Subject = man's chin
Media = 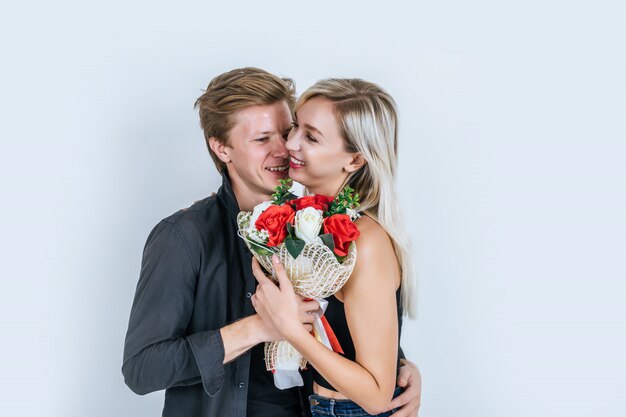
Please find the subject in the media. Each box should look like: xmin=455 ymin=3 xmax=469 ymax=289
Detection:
xmin=265 ymin=170 xmax=289 ymax=184
xmin=265 ymin=171 xmax=289 ymax=194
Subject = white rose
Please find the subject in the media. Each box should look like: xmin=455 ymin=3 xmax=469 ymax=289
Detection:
xmin=249 ymin=200 xmax=272 ymax=232
xmin=295 ymin=207 xmax=324 ymax=244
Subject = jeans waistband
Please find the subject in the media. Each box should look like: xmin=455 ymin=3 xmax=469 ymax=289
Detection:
xmin=308 ymin=386 xmax=403 ymax=417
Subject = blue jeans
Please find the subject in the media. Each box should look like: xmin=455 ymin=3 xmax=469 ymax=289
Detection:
xmin=309 ymin=387 xmax=403 ymax=417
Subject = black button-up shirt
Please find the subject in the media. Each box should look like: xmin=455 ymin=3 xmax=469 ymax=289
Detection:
xmin=122 ymin=172 xmax=305 ymax=417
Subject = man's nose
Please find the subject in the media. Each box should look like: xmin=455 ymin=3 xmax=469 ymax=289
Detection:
xmin=272 ymin=137 xmax=288 ymax=158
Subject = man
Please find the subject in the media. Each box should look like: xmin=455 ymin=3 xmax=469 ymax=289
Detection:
xmin=122 ymin=67 xmax=421 ymax=417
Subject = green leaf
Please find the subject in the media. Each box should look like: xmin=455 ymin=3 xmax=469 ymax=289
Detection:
xmin=286 ymin=222 xmax=295 ymax=237
xmin=253 ymin=247 xmax=275 ymax=257
xmin=271 ymin=179 xmax=294 ymax=205
xmin=284 ymin=236 xmax=305 ymax=259
xmin=319 ymin=234 xmax=335 ymax=252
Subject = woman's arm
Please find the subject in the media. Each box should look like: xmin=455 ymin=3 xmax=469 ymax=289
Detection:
xmin=251 ymin=217 xmax=401 ymax=415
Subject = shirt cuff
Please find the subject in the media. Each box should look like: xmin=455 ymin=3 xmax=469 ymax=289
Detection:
xmin=186 ymin=329 xmax=225 ymax=396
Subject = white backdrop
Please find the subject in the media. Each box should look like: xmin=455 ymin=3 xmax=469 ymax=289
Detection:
xmin=1 ymin=1 xmax=625 ymax=416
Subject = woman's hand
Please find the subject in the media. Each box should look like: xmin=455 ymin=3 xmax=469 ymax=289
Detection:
xmin=250 ymin=255 xmax=314 ymax=340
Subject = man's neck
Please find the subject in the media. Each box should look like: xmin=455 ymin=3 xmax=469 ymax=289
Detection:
xmin=221 ymin=169 xmax=270 ymax=211
xmin=231 ymin=184 xmax=271 ymax=212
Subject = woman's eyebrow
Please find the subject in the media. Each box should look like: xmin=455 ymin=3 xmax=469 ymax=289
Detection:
xmin=303 ymin=123 xmax=324 ymax=138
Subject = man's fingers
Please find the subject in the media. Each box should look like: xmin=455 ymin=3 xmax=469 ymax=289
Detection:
xmin=303 ymin=299 xmax=320 ymax=312
xmin=389 ymin=402 xmax=418 ymax=417
xmin=396 ymin=365 xmax=412 ymax=387
xmin=388 ymin=388 xmax=413 ymax=410
xmin=297 ymin=297 xmax=320 ymax=314
xmin=388 ymin=389 xmax=408 ymax=409
xmin=300 ymin=313 xmax=316 ymax=324
xmin=389 ymin=361 xmax=421 ymax=416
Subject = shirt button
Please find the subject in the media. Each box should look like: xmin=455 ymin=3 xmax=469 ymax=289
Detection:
xmin=238 ymin=381 xmax=245 ymax=388
xmin=246 ymin=292 xmax=252 ymax=299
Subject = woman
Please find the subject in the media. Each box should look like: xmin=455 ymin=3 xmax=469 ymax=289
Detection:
xmin=251 ymin=78 xmax=415 ymax=417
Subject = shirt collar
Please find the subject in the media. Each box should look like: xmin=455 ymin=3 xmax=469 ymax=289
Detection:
xmin=216 ymin=170 xmax=241 ymax=220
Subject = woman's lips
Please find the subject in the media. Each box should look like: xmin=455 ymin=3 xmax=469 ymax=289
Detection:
xmin=289 ymin=156 xmax=305 ymax=169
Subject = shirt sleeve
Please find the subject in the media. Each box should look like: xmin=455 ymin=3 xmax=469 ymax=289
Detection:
xmin=122 ymin=219 xmax=225 ymax=396
xmin=398 ymin=346 xmax=406 ymax=360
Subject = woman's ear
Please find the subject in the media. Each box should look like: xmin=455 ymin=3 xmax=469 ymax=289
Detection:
xmin=208 ymin=137 xmax=231 ymax=164
xmin=344 ymin=153 xmax=367 ymax=173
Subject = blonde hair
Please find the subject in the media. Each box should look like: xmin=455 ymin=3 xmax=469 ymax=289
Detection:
xmin=195 ymin=67 xmax=296 ymax=172
xmin=296 ymin=79 xmax=416 ymax=318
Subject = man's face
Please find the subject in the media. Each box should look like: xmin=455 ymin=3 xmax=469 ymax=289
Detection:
xmin=221 ymin=101 xmax=292 ymax=208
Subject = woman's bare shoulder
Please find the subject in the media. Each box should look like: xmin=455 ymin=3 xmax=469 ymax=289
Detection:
xmin=353 ymin=215 xmax=397 ymax=271
xmin=345 ymin=215 xmax=401 ymax=293
xmin=354 ymin=215 xmax=393 ymax=250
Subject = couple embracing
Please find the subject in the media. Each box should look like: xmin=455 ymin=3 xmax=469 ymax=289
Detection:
xmin=123 ymin=67 xmax=421 ymax=417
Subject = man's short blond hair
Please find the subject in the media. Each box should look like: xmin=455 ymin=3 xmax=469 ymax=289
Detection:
xmin=194 ymin=67 xmax=296 ymax=172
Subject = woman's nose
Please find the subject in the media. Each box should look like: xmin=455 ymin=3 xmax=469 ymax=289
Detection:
xmin=285 ymin=130 xmax=300 ymax=151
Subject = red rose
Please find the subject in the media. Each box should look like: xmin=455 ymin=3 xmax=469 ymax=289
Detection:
xmin=255 ymin=204 xmax=295 ymax=246
xmin=293 ymin=195 xmax=334 ymax=211
xmin=323 ymin=214 xmax=360 ymax=257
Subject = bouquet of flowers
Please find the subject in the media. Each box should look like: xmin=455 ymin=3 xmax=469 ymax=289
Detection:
xmin=237 ymin=179 xmax=361 ymax=389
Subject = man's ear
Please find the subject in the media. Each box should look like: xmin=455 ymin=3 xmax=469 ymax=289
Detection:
xmin=208 ymin=137 xmax=231 ymax=164
xmin=344 ymin=153 xmax=366 ymax=173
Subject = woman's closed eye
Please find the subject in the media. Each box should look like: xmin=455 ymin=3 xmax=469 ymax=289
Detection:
xmin=292 ymin=121 xmax=317 ymax=143
xmin=305 ymin=133 xmax=318 ymax=143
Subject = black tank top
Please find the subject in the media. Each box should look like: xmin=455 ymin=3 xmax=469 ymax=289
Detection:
xmin=311 ymin=287 xmax=403 ymax=391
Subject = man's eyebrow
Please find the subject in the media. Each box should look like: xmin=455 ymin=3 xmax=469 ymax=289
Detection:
xmin=255 ymin=127 xmax=293 ymax=136
xmin=249 ymin=130 xmax=279 ymax=136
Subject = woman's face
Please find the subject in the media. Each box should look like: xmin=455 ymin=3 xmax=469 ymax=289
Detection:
xmin=286 ymin=96 xmax=360 ymax=196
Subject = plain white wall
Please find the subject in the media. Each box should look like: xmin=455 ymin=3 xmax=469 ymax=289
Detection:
xmin=1 ymin=1 xmax=625 ymax=416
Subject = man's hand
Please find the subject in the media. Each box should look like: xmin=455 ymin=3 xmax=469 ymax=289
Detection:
xmin=389 ymin=359 xmax=422 ymax=416
xmin=296 ymin=295 xmax=319 ymax=333
xmin=252 ymin=313 xmax=283 ymax=343
xmin=221 ymin=291 xmax=317 ymax=364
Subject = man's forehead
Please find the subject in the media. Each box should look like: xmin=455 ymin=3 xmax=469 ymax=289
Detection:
xmin=232 ymin=103 xmax=292 ymax=134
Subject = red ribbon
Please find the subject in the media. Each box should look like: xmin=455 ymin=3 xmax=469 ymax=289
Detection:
xmin=320 ymin=315 xmax=344 ymax=355
xmin=303 ymin=297 xmax=344 ymax=355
